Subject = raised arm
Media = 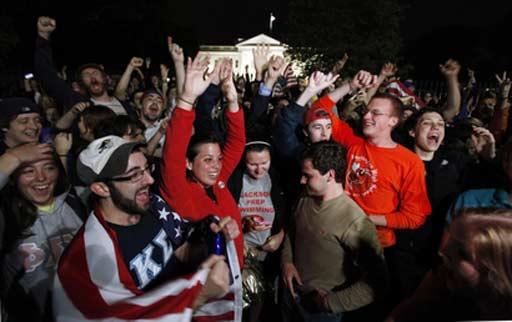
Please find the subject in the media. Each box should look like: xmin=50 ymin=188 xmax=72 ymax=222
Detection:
xmin=439 ymin=59 xmax=461 ymax=123
xmin=490 ymin=72 xmax=511 ymax=143
xmin=247 ymin=55 xmax=286 ymax=126
xmin=296 ymin=71 xmax=340 ymax=106
xmin=326 ymin=71 xmax=379 ymax=147
xmin=367 ymin=62 xmax=397 ymax=101
xmin=328 ymin=70 xmax=378 ymax=104
xmin=168 ymin=36 xmax=185 ymax=97
xmin=34 ymin=16 xmax=86 ymax=111
xmin=331 ymin=53 xmax=349 ymax=76
xmin=252 ymin=44 xmax=269 ymax=82
xmin=193 ymin=59 xmax=223 ymax=138
xmin=114 ymin=57 xmax=144 ymax=100
xmin=218 ymin=59 xmax=245 ymax=180
xmin=273 ymin=71 xmax=339 ymax=158
xmin=0 ymin=143 xmax=53 ymax=190
xmin=160 ymin=54 xmax=214 ymax=211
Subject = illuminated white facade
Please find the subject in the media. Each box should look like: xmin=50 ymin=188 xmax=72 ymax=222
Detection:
xmin=200 ymin=34 xmax=288 ymax=78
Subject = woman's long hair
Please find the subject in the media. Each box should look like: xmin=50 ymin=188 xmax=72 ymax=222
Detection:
xmin=453 ymin=209 xmax=512 ymax=318
xmin=0 ymin=152 xmax=69 ymax=252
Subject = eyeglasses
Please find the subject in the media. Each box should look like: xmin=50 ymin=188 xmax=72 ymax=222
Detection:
xmin=107 ymin=163 xmax=154 ymax=183
xmin=361 ymin=108 xmax=391 ymax=118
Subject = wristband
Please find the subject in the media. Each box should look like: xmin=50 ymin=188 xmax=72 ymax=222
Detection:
xmin=178 ymin=97 xmax=195 ymax=106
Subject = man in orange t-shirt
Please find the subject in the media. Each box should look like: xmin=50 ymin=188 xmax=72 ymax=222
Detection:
xmin=301 ymin=71 xmax=431 ymax=248
xmin=300 ymin=71 xmax=431 ymax=306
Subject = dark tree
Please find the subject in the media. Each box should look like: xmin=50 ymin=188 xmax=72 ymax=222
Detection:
xmin=284 ymin=0 xmax=403 ymax=76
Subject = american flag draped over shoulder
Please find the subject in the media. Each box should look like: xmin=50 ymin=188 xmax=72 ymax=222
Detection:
xmin=53 ymin=194 xmax=242 ymax=322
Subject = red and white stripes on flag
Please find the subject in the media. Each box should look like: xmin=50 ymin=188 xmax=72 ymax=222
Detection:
xmin=53 ymin=209 xmax=242 ymax=322
xmin=385 ymin=80 xmax=426 ymax=109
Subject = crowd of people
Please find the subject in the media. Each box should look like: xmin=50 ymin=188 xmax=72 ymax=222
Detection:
xmin=0 ymin=15 xmax=511 ymax=322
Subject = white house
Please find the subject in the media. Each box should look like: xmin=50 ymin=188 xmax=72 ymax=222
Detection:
xmin=200 ymin=34 xmax=288 ymax=78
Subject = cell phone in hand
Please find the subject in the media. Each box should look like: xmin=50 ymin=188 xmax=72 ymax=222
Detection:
xmin=251 ymin=215 xmax=271 ymax=226
xmin=25 ymin=73 xmax=34 ymax=80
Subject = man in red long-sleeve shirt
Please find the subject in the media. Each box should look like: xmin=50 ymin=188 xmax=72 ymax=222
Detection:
xmin=296 ymin=71 xmax=431 ymax=306
xmin=302 ymin=71 xmax=431 ymax=248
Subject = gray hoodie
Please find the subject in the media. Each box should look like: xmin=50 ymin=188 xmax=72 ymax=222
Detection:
xmin=1 ymin=191 xmax=83 ymax=317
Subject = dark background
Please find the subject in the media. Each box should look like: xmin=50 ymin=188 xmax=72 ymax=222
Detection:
xmin=1 ymin=0 xmax=511 ymax=92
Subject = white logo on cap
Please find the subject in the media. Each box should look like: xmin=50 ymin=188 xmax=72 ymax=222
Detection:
xmin=21 ymin=107 xmax=31 ymax=112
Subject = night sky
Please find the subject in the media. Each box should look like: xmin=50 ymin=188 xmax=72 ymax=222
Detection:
xmin=1 ymin=0 xmax=512 ymax=85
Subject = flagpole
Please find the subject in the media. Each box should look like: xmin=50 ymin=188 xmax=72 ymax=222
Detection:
xmin=269 ymin=13 xmax=276 ymax=33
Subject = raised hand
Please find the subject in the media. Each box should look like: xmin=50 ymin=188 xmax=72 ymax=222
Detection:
xmin=180 ymin=53 xmax=213 ymax=105
xmin=332 ymin=53 xmax=349 ymax=75
xmin=439 ymin=59 xmax=461 ymax=78
xmin=468 ymin=68 xmax=475 ymax=80
xmin=160 ymin=64 xmax=169 ymax=81
xmin=380 ymin=62 xmax=397 ymax=78
xmin=167 ymin=36 xmax=185 ymax=64
xmin=283 ymin=64 xmax=298 ymax=88
xmin=219 ymin=59 xmax=238 ymax=106
xmin=264 ymin=55 xmax=286 ymax=87
xmin=495 ymin=71 xmax=511 ymax=98
xmin=129 ymin=57 xmax=144 ymax=69
xmin=350 ymin=70 xmax=379 ymax=90
xmin=54 ymin=132 xmax=73 ymax=156
xmin=253 ymin=44 xmax=270 ymax=80
xmin=471 ymin=127 xmax=496 ymax=160
xmin=306 ymin=71 xmax=340 ymax=94
xmin=208 ymin=59 xmax=223 ymax=86
xmin=37 ymin=16 xmax=56 ymax=40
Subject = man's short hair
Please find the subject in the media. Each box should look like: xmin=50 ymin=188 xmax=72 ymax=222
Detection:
xmin=141 ymin=89 xmax=163 ymax=102
xmin=371 ymin=93 xmax=403 ymax=118
xmin=301 ymin=141 xmax=347 ymax=183
xmin=404 ymin=107 xmax=444 ymax=133
xmin=76 ymin=63 xmax=106 ymax=81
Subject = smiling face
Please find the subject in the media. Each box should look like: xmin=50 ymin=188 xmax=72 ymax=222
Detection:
xmin=187 ymin=143 xmax=223 ymax=188
xmin=245 ymin=150 xmax=271 ymax=180
xmin=17 ymin=159 xmax=59 ymax=207
xmin=4 ymin=113 xmax=42 ymax=147
xmin=411 ymin=112 xmax=445 ymax=154
xmin=362 ymin=98 xmax=399 ymax=139
xmin=108 ymin=152 xmax=155 ymax=215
